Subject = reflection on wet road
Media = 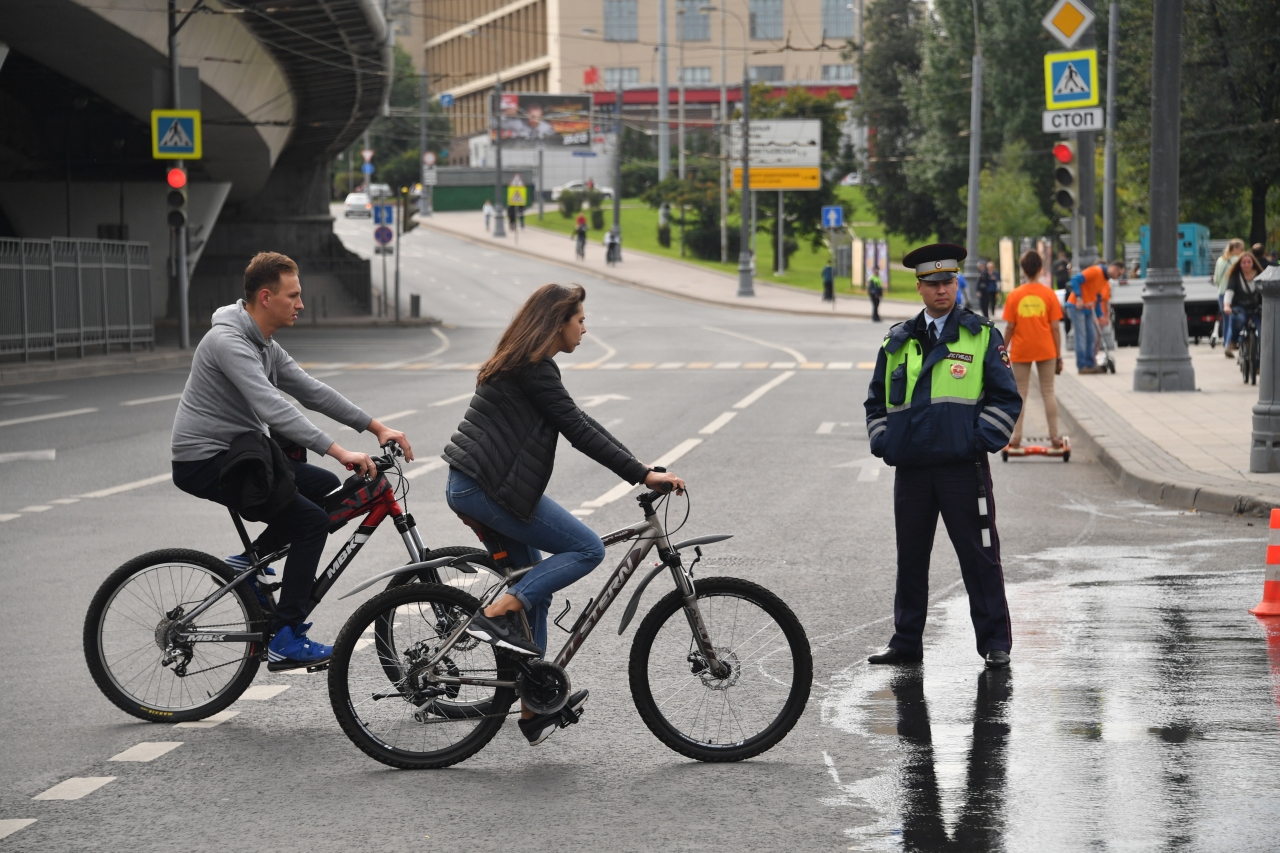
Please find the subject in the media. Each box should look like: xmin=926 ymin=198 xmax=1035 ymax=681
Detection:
xmin=824 ymin=536 xmax=1280 ymax=851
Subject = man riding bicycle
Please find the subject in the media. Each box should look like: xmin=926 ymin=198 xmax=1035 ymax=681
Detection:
xmin=170 ymin=252 xmax=414 ymax=670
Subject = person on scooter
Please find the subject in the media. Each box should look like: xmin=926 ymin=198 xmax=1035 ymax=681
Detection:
xmin=442 ymin=283 xmax=684 ymax=744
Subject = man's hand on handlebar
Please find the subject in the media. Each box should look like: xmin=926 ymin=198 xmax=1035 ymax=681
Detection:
xmin=645 ymin=469 xmax=686 ymax=495
xmin=367 ymin=418 xmax=415 ymax=461
xmin=327 ymin=444 xmax=377 ymax=479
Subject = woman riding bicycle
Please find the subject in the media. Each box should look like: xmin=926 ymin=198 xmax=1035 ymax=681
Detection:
xmin=1223 ymin=249 xmax=1264 ymax=359
xmin=442 ymin=283 xmax=684 ymax=744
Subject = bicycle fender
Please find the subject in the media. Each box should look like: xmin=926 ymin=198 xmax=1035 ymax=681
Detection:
xmin=618 ymin=564 xmax=668 ymax=635
xmin=337 ymin=555 xmax=459 ymax=600
xmin=670 ymin=533 xmax=733 ymax=551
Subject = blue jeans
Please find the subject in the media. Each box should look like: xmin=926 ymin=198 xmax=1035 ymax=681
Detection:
xmin=1066 ymin=302 xmax=1096 ymax=369
xmin=445 ymin=469 xmax=605 ymax=652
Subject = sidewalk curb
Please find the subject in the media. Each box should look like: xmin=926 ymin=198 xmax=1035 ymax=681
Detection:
xmin=1055 ymin=374 xmax=1277 ymax=517
xmin=0 ymin=349 xmax=194 ymax=387
xmin=418 ymin=220 xmax=914 ymax=321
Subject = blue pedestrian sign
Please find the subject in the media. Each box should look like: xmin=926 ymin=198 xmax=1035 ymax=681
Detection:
xmin=374 ymin=226 xmax=393 ymax=246
xmin=150 ymin=109 xmax=202 ymax=160
xmin=439 ymin=93 xmax=454 ymax=108
xmin=361 ymin=162 xmax=375 ymax=176
xmin=821 ymin=206 xmax=844 ymax=229
xmin=1044 ymin=49 xmax=1099 ymax=110
xmin=374 ymin=205 xmax=394 ymax=225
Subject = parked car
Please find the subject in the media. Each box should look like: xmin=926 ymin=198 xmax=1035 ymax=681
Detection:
xmin=367 ymin=183 xmax=393 ymax=199
xmin=1055 ymin=275 xmax=1219 ymax=347
xmin=551 ymin=180 xmax=614 ymax=201
xmin=839 ymin=172 xmax=861 ymax=186
xmin=343 ymin=192 xmax=372 ymax=218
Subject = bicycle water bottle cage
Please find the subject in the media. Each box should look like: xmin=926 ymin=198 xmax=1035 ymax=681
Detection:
xmin=324 ymin=473 xmax=391 ymax=533
xmin=453 ymin=512 xmax=516 ymax=572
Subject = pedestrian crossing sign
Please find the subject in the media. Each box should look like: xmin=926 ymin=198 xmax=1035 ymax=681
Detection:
xmin=1044 ymin=50 xmax=1099 ymax=110
xmin=151 ymin=109 xmax=202 ymax=159
xmin=506 ymin=185 xmax=528 ymax=207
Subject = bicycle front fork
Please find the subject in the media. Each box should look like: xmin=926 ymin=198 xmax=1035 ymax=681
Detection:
xmin=671 ymin=560 xmax=732 ymax=678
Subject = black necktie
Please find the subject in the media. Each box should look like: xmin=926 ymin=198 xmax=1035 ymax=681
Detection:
xmin=929 ymin=324 xmax=938 ymax=346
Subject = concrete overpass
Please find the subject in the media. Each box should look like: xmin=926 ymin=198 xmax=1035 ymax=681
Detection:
xmin=0 ymin=0 xmax=390 ymax=323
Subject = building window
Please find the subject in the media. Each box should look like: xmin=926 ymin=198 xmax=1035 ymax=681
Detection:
xmin=822 ymin=0 xmax=857 ymax=39
xmin=749 ymin=65 xmax=784 ymax=82
xmin=821 ymin=64 xmax=856 ymax=81
xmin=604 ymin=0 xmax=638 ymax=42
xmin=678 ymin=0 xmax=711 ymax=41
xmin=604 ymin=67 xmax=640 ymax=89
xmin=680 ymin=66 xmax=712 ymax=84
xmin=749 ymin=0 xmax=784 ymax=40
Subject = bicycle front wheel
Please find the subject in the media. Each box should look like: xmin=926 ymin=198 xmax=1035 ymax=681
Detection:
xmin=83 ymin=549 xmax=263 ymax=723
xmin=629 ymin=577 xmax=812 ymax=762
xmin=328 ymin=583 xmax=517 ymax=769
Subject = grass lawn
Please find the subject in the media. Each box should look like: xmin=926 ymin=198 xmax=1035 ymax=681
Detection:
xmin=526 ymin=186 xmax=934 ymax=302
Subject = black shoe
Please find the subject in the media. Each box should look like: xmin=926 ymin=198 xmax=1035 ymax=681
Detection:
xmin=465 ymin=611 xmax=543 ymax=657
xmin=867 ymin=645 xmax=923 ymax=665
xmin=984 ymin=650 xmax=1011 ymax=669
xmin=518 ymin=690 xmax=589 ymax=746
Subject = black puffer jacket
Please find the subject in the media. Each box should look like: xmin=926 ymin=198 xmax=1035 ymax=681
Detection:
xmin=443 ymin=358 xmax=650 ymax=521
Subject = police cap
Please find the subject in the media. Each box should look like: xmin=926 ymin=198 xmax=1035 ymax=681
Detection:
xmin=902 ymin=242 xmax=967 ymax=282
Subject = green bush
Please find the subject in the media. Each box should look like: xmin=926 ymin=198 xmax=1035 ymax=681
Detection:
xmin=590 ymin=208 xmax=605 ymax=230
xmin=558 ymin=190 xmax=584 ymax=219
xmin=621 ymin=163 xmax=659 ymax=197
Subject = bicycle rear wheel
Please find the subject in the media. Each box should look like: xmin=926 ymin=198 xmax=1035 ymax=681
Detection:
xmin=328 ymin=583 xmax=517 ymax=769
xmin=629 ymin=577 xmax=812 ymax=762
xmin=84 ymin=549 xmax=263 ymax=723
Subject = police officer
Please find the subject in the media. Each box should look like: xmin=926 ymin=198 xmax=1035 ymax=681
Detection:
xmin=864 ymin=243 xmax=1022 ymax=669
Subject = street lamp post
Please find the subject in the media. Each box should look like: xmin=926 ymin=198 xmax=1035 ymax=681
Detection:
xmin=719 ymin=4 xmax=728 ymax=264
xmin=658 ymin=0 xmax=670 ymax=181
xmin=466 ymin=26 xmax=506 ymax=237
xmin=961 ymin=0 xmax=983 ymax=300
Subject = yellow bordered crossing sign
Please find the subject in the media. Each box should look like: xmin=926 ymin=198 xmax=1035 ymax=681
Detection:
xmin=1043 ymin=50 xmax=1099 ymax=110
xmin=151 ymin=109 xmax=202 ymax=159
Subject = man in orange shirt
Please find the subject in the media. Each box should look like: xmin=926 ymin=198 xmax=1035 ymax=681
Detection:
xmin=1066 ymin=261 xmax=1124 ymax=374
xmin=1002 ymin=251 xmax=1064 ymax=448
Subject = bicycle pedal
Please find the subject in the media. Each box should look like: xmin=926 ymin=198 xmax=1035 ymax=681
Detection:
xmin=558 ymin=705 xmax=583 ymax=727
xmin=266 ymin=659 xmax=329 ymax=673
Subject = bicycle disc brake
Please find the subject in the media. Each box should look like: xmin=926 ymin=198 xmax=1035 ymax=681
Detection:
xmin=515 ymin=659 xmax=570 ymax=715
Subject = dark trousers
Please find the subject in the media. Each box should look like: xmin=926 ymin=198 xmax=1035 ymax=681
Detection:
xmin=890 ymin=460 xmax=1012 ymax=656
xmin=869 ymin=293 xmax=881 ymax=322
xmin=172 ymin=453 xmax=339 ymax=631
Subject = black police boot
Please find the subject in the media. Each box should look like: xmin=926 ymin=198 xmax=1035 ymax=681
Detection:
xmin=867 ymin=645 xmax=924 ymax=665
xmin=984 ymin=650 xmax=1011 ymax=669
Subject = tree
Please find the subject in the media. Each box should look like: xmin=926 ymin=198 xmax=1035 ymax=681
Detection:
xmin=959 ymin=140 xmax=1051 ymax=259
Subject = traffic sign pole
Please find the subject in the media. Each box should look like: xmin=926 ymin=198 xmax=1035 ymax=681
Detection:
xmin=1074 ymin=2 xmax=1098 ymax=268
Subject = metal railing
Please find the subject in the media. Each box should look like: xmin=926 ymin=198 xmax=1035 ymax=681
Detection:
xmin=0 ymin=238 xmax=154 ymax=361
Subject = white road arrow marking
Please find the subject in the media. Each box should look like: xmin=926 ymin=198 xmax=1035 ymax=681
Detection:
xmin=836 ymin=457 xmax=883 ymax=482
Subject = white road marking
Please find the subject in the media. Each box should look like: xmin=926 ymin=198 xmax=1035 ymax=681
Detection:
xmin=109 ymin=741 xmax=183 ymax=762
xmin=50 ymin=498 xmax=79 ymax=505
xmin=0 ymin=450 xmax=55 ymax=463
xmin=429 ymin=392 xmax=473 ymax=407
xmin=713 ymin=362 xmax=741 ymax=369
xmin=0 ymin=514 xmax=20 ymax=522
xmin=354 ymin=638 xmax=374 ymax=651
xmin=733 ymin=371 xmax=795 ymax=409
xmin=816 ymin=422 xmax=836 ymax=434
xmin=120 ymin=393 xmax=183 ymax=406
xmin=0 ymin=408 xmax=98 ymax=428
xmin=837 ymin=458 xmax=883 ymax=482
xmin=309 ymin=371 xmax=344 ymax=379
xmin=0 ymin=820 xmax=36 ymax=840
xmin=19 ymin=506 xmax=51 ymax=513
xmin=827 ymin=362 xmax=853 ymax=369
xmin=857 ymin=361 xmax=876 ymax=369
xmin=341 ymin=409 xmax=418 ymax=431
xmin=701 ymin=326 xmax=807 ymax=364
xmin=79 ymin=473 xmax=171 ymax=499
xmin=33 ymin=777 xmax=115 ymax=800
xmin=404 ymin=458 xmax=448 ymax=479
xmin=372 ymin=327 xmax=451 ymax=369
xmin=570 ymin=509 xmax=594 ymax=517
xmin=699 ymin=412 xmax=737 ymax=435
xmin=238 ymin=685 xmax=290 ymax=701
xmin=657 ymin=362 xmax=686 ymax=369
xmin=580 ymin=438 xmax=703 ymax=509
xmin=175 ymin=710 xmax=238 ymax=728
xmin=601 ymin=362 xmax=627 ymax=370
xmin=578 ymin=332 xmax=617 ymax=368
xmin=770 ymin=361 xmax=797 ymax=369
xmin=0 ymin=393 xmax=62 ymax=406
xmin=579 ymin=394 xmax=630 ymax=409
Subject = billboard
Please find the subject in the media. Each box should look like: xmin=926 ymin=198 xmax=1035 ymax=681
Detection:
xmin=729 ymin=119 xmax=822 ymax=190
xmin=496 ymin=93 xmax=591 ymax=148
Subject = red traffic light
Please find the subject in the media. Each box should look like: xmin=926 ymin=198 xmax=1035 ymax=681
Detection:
xmin=166 ymin=167 xmax=187 ymax=189
xmin=1052 ymin=142 xmax=1074 ymax=164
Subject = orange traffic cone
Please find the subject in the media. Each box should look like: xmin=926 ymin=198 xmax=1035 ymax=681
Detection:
xmin=1249 ymin=508 xmax=1280 ymax=616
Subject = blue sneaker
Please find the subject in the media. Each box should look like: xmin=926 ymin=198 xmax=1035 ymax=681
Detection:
xmin=267 ymin=622 xmax=333 ymax=671
xmin=226 ymin=554 xmax=276 ymax=609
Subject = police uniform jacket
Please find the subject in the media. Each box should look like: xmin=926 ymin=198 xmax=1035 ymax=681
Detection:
xmin=864 ymin=307 xmax=1022 ymax=468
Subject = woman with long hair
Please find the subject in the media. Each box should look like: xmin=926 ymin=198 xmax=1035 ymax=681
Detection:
xmin=442 ymin=283 xmax=685 ymax=745
xmin=1224 ymin=250 xmax=1265 ymax=358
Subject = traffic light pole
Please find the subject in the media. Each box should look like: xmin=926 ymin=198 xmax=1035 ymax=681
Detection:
xmin=961 ymin=0 xmax=983 ymax=302
xmin=394 ymin=192 xmax=402 ymax=323
xmin=169 ymin=0 xmax=190 ymax=349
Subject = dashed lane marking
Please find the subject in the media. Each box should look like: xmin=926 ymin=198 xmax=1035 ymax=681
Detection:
xmin=817 ymin=422 xmax=836 ymax=435
xmin=0 ymin=514 xmax=20 ymax=522
xmin=79 ymin=473 xmax=171 ymax=499
xmin=857 ymin=361 xmax=876 ymax=369
xmin=404 ymin=458 xmax=448 ymax=479
xmin=0 ymin=449 xmax=55 ymax=463
xmin=0 ymin=407 xmax=98 ymax=428
xmin=50 ymin=498 xmax=79 ymax=504
xmin=429 ymin=392 xmax=473 ymax=407
xmin=120 ymin=393 xmax=183 ymax=406
xmin=341 ymin=409 xmax=418 ymax=431
xmin=109 ymin=742 xmax=183 ymax=762
xmin=175 ymin=710 xmax=238 ymax=729
xmin=19 ymin=505 xmax=51 ymax=513
xmin=0 ymin=820 xmax=36 ymax=840
xmin=579 ymin=438 xmax=703 ymax=510
xmin=33 ymin=777 xmax=115 ymax=801
xmin=700 ymin=326 xmax=807 ymax=364
xmin=733 ymin=371 xmax=795 ymax=410
xmin=238 ymin=685 xmax=290 ymax=701
xmin=828 ymin=362 xmax=854 ymax=369
xmin=699 ymin=412 xmax=738 ymax=435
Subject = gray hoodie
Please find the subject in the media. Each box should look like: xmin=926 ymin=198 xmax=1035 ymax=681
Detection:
xmin=171 ymin=301 xmax=371 ymax=462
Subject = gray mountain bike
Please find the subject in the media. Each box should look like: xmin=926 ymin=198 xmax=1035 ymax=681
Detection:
xmin=327 ymin=479 xmax=813 ymax=768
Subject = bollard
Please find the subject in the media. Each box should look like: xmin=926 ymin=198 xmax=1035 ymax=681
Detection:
xmin=1249 ymin=265 xmax=1280 ymax=471
xmin=410 ymin=294 xmax=420 ymax=319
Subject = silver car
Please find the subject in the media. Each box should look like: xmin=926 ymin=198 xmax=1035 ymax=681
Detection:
xmin=343 ymin=192 xmax=372 ymax=218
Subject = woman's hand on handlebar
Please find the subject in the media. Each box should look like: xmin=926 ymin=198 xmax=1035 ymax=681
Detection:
xmin=368 ymin=419 xmax=414 ymax=461
xmin=327 ymin=444 xmax=377 ymax=479
xmin=645 ymin=469 xmax=686 ymax=495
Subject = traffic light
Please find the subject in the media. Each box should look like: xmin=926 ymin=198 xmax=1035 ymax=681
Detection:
xmin=401 ymin=185 xmax=419 ymax=235
xmin=166 ymin=166 xmax=188 ymax=228
xmin=1052 ymin=141 xmax=1077 ymax=210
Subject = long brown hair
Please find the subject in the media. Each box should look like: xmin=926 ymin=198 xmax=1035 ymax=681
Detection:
xmin=1228 ymin=250 xmax=1264 ymax=282
xmin=477 ymin=283 xmax=585 ymax=385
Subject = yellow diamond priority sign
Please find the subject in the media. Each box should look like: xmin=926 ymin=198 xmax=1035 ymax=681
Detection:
xmin=1041 ymin=0 xmax=1095 ymax=50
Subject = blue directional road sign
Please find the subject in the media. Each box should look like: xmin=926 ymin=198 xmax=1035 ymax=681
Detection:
xmin=374 ymin=226 xmax=393 ymax=246
xmin=362 ymin=162 xmax=374 ymax=176
xmin=374 ymin=205 xmax=394 ymax=224
xmin=439 ymin=93 xmax=454 ymax=108
xmin=821 ymin=206 xmax=844 ymax=229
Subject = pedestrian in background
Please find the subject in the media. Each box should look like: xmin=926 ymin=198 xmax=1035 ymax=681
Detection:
xmin=822 ymin=261 xmax=835 ymax=303
xmin=1216 ymin=239 xmax=1245 ymax=347
xmin=988 ymin=261 xmax=1001 ymax=313
xmin=1066 ymin=261 xmax=1123 ymax=374
xmin=482 ymin=199 xmax=494 ymax=232
xmin=868 ymin=271 xmax=884 ymax=323
xmin=1053 ymin=251 xmax=1072 ymax=289
xmin=976 ymin=263 xmax=994 ymax=317
xmin=1224 ymin=249 xmax=1264 ymax=358
xmin=517 ymin=204 xmax=525 ymax=229
xmin=1002 ymin=250 xmax=1064 ymax=450
xmin=506 ymin=203 xmax=517 ymax=234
